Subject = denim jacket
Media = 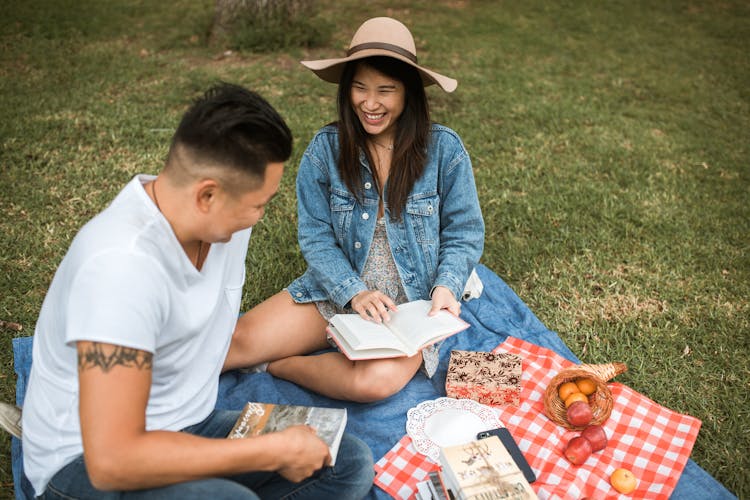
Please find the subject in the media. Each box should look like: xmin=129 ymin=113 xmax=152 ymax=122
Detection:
xmin=287 ymin=123 xmax=484 ymax=307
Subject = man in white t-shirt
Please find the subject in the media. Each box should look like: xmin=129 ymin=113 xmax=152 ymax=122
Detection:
xmin=20 ymin=83 xmax=374 ymax=499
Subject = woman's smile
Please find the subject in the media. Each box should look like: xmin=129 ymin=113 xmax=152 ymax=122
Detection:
xmin=350 ymin=64 xmax=405 ymax=142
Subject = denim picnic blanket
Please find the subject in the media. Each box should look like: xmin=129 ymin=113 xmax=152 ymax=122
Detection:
xmin=11 ymin=264 xmax=735 ymax=499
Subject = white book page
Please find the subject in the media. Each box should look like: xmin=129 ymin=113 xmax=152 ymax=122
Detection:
xmin=330 ymin=314 xmax=406 ymax=351
xmin=386 ymin=300 xmax=467 ymax=350
xmin=328 ymin=327 xmax=409 ymax=359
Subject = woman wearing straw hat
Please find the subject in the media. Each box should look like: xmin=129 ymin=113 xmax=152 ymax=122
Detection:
xmin=224 ymin=17 xmax=484 ymax=402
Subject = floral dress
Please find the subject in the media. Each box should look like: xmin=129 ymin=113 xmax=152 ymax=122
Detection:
xmin=316 ymin=217 xmax=440 ymax=377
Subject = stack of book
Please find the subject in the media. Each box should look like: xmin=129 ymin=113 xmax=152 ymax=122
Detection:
xmin=415 ymin=471 xmax=451 ymax=500
xmin=436 ymin=436 xmax=538 ymax=500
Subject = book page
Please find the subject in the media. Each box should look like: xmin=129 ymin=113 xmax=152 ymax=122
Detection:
xmin=327 ymin=327 xmax=410 ymax=360
xmin=386 ymin=300 xmax=468 ymax=350
xmin=330 ymin=314 xmax=407 ymax=351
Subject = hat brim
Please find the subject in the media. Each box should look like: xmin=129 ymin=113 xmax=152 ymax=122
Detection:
xmin=301 ymin=49 xmax=457 ymax=93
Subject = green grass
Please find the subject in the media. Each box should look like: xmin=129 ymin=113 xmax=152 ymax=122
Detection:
xmin=1 ymin=0 xmax=748 ymax=497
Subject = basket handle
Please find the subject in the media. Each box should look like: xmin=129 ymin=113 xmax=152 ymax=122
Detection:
xmin=580 ymin=362 xmax=627 ymax=382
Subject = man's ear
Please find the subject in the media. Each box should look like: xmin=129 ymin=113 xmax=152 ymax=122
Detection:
xmin=194 ymin=178 xmax=221 ymax=214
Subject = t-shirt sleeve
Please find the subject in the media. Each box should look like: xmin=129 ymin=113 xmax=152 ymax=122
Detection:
xmin=65 ymin=250 xmax=169 ymax=353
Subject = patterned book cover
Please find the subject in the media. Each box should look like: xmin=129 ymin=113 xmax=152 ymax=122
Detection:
xmin=228 ymin=402 xmax=347 ymax=466
xmin=446 ymin=351 xmax=522 ymax=406
xmin=439 ymin=436 xmax=538 ymax=500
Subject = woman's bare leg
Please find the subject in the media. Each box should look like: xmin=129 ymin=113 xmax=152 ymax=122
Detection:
xmin=267 ymin=352 xmax=424 ymax=403
xmin=224 ymin=290 xmax=424 ymax=402
xmin=223 ymin=290 xmax=330 ymax=371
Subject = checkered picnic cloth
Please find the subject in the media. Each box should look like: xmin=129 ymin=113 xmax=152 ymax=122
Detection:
xmin=374 ymin=336 xmax=701 ymax=499
xmin=373 ymin=436 xmax=441 ymax=499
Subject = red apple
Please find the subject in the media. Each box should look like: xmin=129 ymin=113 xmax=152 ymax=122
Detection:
xmin=566 ymin=400 xmax=593 ymax=427
xmin=564 ymin=436 xmax=593 ymax=465
xmin=581 ymin=424 xmax=608 ymax=452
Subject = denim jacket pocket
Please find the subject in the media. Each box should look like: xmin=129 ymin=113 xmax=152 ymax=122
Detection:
xmin=406 ymin=193 xmax=440 ymax=244
xmin=329 ymin=189 xmax=356 ymax=243
xmin=405 ymin=193 xmax=440 ymax=277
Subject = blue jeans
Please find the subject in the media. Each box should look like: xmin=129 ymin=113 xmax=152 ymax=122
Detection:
xmin=672 ymin=459 xmax=737 ymax=499
xmin=34 ymin=409 xmax=374 ymax=499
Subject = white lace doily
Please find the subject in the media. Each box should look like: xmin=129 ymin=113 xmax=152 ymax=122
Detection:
xmin=405 ymin=397 xmax=503 ymax=461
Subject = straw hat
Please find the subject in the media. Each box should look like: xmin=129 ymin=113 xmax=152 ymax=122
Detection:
xmin=301 ymin=17 xmax=457 ymax=93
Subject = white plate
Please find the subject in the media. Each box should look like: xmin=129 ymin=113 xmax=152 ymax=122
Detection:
xmin=406 ymin=397 xmax=503 ymax=461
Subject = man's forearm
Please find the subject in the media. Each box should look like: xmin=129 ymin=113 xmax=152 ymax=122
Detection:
xmin=83 ymin=427 xmax=320 ymax=491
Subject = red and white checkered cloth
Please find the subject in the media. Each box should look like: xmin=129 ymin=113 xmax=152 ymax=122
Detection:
xmin=374 ymin=336 xmax=701 ymax=499
xmin=373 ymin=436 xmax=441 ymax=499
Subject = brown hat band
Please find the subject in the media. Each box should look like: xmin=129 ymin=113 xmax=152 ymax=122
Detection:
xmin=347 ymin=42 xmax=418 ymax=63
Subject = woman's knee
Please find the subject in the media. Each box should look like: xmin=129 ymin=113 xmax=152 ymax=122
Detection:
xmin=348 ymin=357 xmax=421 ymax=402
xmin=228 ymin=292 xmax=328 ymax=369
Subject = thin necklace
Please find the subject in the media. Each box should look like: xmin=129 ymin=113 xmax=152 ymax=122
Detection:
xmin=151 ymin=179 xmax=204 ymax=268
xmin=371 ymin=139 xmax=394 ymax=151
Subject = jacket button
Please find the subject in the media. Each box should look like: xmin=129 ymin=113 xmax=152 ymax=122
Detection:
xmin=354 ymin=241 xmax=362 ymax=249
xmin=362 ymin=213 xmax=369 ymax=220
xmin=295 ymin=292 xmax=303 ymax=297
xmin=364 ymin=182 xmax=372 ymax=189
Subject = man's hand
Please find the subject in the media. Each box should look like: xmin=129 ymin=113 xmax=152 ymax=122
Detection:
xmin=429 ymin=286 xmax=460 ymax=317
xmin=350 ymin=290 xmax=397 ymax=323
xmin=275 ymin=425 xmax=331 ymax=482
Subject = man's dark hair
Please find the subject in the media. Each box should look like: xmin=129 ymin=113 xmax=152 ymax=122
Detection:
xmin=169 ymin=83 xmax=292 ymax=184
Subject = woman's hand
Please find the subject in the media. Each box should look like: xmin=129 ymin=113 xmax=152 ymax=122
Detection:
xmin=351 ymin=290 xmax=397 ymax=323
xmin=429 ymin=286 xmax=460 ymax=317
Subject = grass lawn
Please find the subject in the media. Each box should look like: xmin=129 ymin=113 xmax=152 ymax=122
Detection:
xmin=1 ymin=0 xmax=748 ymax=497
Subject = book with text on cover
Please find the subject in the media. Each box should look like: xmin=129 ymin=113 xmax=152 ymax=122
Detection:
xmin=439 ymin=436 xmax=538 ymax=500
xmin=326 ymin=299 xmax=470 ymax=360
xmin=227 ymin=402 xmax=347 ymax=466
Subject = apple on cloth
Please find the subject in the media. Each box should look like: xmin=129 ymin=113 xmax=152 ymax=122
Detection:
xmin=564 ymin=436 xmax=593 ymax=465
xmin=581 ymin=424 xmax=608 ymax=452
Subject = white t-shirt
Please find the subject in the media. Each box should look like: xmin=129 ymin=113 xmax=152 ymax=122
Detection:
xmin=22 ymin=175 xmax=251 ymax=495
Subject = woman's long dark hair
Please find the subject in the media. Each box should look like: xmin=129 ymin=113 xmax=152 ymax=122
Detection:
xmin=336 ymin=56 xmax=430 ymax=220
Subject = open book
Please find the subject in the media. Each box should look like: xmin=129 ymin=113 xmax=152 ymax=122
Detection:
xmin=227 ymin=402 xmax=347 ymax=466
xmin=326 ymin=299 xmax=470 ymax=360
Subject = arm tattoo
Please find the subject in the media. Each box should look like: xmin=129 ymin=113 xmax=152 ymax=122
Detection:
xmin=78 ymin=342 xmax=153 ymax=373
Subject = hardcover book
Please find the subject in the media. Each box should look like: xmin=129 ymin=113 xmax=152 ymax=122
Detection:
xmin=327 ymin=299 xmax=470 ymax=360
xmin=439 ymin=436 xmax=538 ymax=500
xmin=228 ymin=402 xmax=347 ymax=466
xmin=445 ymin=350 xmax=522 ymax=406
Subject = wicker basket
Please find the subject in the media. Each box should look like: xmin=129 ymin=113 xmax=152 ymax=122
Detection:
xmin=543 ymin=362 xmax=627 ymax=430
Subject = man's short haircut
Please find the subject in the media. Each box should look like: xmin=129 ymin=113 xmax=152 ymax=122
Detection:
xmin=168 ymin=83 xmax=292 ymax=187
